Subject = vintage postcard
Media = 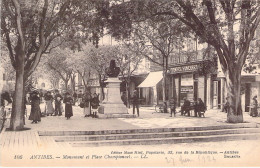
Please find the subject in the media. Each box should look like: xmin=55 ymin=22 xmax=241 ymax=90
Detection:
xmin=1 ymin=0 xmax=260 ymax=167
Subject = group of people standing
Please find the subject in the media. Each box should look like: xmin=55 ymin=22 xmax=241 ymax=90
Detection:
xmin=28 ymin=90 xmax=74 ymax=123
xmin=80 ymin=92 xmax=100 ymax=118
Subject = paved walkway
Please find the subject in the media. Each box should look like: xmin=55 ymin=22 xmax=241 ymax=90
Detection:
xmin=1 ymin=104 xmax=260 ymax=151
xmin=1 ymin=104 xmax=260 ymax=167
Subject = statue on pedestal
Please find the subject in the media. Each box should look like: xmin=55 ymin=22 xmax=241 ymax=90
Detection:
xmin=105 ymin=60 xmax=120 ymax=77
xmin=98 ymin=59 xmax=130 ymax=118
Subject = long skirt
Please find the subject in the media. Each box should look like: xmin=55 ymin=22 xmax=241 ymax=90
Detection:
xmin=83 ymin=102 xmax=91 ymax=116
xmin=29 ymin=105 xmax=41 ymax=122
xmin=45 ymin=100 xmax=54 ymax=115
xmin=65 ymin=104 xmax=73 ymax=118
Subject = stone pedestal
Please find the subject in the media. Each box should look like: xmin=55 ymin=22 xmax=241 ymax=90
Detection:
xmin=98 ymin=78 xmax=129 ymax=117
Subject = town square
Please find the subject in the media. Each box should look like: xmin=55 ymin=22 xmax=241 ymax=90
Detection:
xmin=1 ymin=0 xmax=260 ymax=167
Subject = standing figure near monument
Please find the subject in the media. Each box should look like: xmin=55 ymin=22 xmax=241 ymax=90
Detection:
xmin=91 ymin=93 xmax=100 ymax=118
xmin=77 ymin=91 xmax=83 ymax=105
xmin=73 ymin=91 xmax=78 ymax=105
xmin=169 ymin=97 xmax=176 ymax=117
xmin=132 ymin=90 xmax=139 ymax=117
xmin=83 ymin=91 xmax=92 ymax=117
xmin=121 ymin=92 xmax=127 ymax=107
xmin=29 ymin=91 xmax=41 ymax=123
xmin=54 ymin=90 xmax=63 ymax=116
xmin=63 ymin=93 xmax=73 ymax=120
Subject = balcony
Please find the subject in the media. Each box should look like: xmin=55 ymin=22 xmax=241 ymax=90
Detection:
xmin=169 ymin=49 xmax=213 ymax=66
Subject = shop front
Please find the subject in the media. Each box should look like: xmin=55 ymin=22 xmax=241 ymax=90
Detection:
xmin=168 ymin=64 xmax=216 ymax=108
xmin=137 ymin=71 xmax=163 ymax=106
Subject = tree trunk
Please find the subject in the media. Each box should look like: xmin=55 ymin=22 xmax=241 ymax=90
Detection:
xmin=10 ymin=63 xmax=25 ymax=130
xmin=64 ymin=80 xmax=69 ymax=91
xmin=225 ymin=70 xmax=243 ymax=123
xmin=70 ymin=75 xmax=76 ymax=93
xmin=98 ymin=74 xmax=105 ymax=101
xmin=126 ymin=81 xmax=130 ymax=108
xmin=162 ymin=70 xmax=167 ymax=102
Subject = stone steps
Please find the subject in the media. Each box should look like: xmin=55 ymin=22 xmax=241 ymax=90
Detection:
xmin=37 ymin=123 xmax=260 ymax=147
xmin=53 ymin=128 xmax=260 ymax=142
xmin=38 ymin=123 xmax=258 ymax=136
xmin=70 ymin=133 xmax=260 ymax=147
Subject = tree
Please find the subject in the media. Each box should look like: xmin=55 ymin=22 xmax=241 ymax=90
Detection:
xmin=1 ymin=0 xmax=107 ymax=130
xmin=45 ymin=48 xmax=74 ymax=92
xmin=125 ymin=17 xmax=186 ymax=103
xmin=105 ymin=0 xmax=260 ymax=123
xmin=83 ymin=44 xmax=118 ymax=100
xmin=73 ymin=49 xmax=93 ymax=92
xmin=110 ymin=44 xmax=143 ymax=108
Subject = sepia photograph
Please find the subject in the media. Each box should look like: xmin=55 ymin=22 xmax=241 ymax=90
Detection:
xmin=0 ymin=0 xmax=260 ymax=167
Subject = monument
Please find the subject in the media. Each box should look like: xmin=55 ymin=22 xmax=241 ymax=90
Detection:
xmin=98 ymin=60 xmax=131 ymax=118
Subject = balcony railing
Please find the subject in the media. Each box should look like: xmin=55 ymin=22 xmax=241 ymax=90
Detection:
xmin=169 ymin=49 xmax=212 ymax=65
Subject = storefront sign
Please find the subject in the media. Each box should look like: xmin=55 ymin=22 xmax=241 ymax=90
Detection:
xmin=181 ymin=86 xmax=194 ymax=93
xmin=170 ymin=64 xmax=199 ymax=74
xmin=181 ymin=74 xmax=193 ymax=86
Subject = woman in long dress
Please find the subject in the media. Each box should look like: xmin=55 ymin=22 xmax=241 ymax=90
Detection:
xmin=44 ymin=91 xmax=54 ymax=116
xmin=83 ymin=92 xmax=91 ymax=117
xmin=29 ymin=91 xmax=41 ymax=123
xmin=64 ymin=93 xmax=73 ymax=119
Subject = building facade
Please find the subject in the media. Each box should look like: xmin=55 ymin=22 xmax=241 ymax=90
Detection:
xmin=138 ymin=39 xmax=219 ymax=109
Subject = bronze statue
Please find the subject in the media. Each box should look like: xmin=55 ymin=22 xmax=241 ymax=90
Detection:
xmin=105 ymin=60 xmax=120 ymax=77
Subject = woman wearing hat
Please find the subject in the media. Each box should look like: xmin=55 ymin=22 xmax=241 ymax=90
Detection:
xmin=44 ymin=91 xmax=54 ymax=116
xmin=29 ymin=91 xmax=41 ymax=123
xmin=63 ymin=92 xmax=73 ymax=119
xmin=82 ymin=91 xmax=92 ymax=117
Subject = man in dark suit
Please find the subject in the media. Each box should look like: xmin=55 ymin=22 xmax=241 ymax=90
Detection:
xmin=132 ymin=90 xmax=139 ymax=117
xmin=54 ymin=90 xmax=63 ymax=116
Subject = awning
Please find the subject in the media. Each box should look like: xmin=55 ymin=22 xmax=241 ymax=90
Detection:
xmin=138 ymin=71 xmax=163 ymax=88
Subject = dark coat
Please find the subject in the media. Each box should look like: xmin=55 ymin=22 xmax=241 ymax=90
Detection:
xmin=54 ymin=93 xmax=63 ymax=104
xmin=132 ymin=92 xmax=139 ymax=104
xmin=91 ymin=96 xmax=100 ymax=109
xmin=73 ymin=93 xmax=77 ymax=98
xmin=182 ymin=99 xmax=190 ymax=110
xmin=121 ymin=94 xmax=127 ymax=106
xmin=83 ymin=94 xmax=92 ymax=108
xmin=250 ymin=98 xmax=258 ymax=116
xmin=197 ymin=100 xmax=206 ymax=112
xmin=64 ymin=97 xmax=73 ymax=118
xmin=44 ymin=94 xmax=53 ymax=101
xmin=29 ymin=95 xmax=41 ymax=121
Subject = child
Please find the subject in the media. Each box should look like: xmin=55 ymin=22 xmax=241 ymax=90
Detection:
xmin=91 ymin=93 xmax=100 ymax=118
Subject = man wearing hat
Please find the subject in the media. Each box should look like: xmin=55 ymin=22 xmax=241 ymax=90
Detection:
xmin=54 ymin=90 xmax=63 ymax=116
xmin=132 ymin=90 xmax=140 ymax=117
